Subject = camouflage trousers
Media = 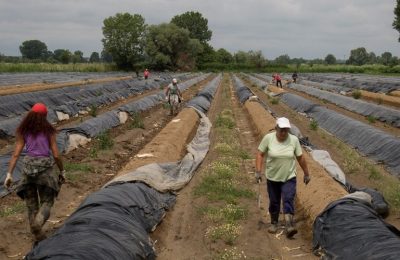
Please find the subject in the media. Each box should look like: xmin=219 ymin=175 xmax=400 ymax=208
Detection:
xmin=16 ymin=156 xmax=61 ymax=241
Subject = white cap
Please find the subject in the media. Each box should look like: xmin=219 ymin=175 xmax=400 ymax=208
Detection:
xmin=172 ymin=78 xmax=177 ymax=84
xmin=276 ymin=117 xmax=291 ymax=128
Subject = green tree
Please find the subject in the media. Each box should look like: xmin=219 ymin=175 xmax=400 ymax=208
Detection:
xmin=89 ymin=52 xmax=100 ymax=63
xmin=234 ymin=51 xmax=249 ymax=64
xmin=368 ymin=52 xmax=377 ymax=64
xmin=325 ymin=54 xmax=337 ymax=64
xmin=72 ymin=50 xmax=84 ymax=63
xmin=215 ymin=48 xmax=233 ymax=63
xmin=102 ymin=13 xmax=146 ymax=69
xmin=381 ymin=52 xmax=393 ymax=65
xmin=145 ymin=23 xmax=203 ymax=70
xmin=53 ymin=49 xmax=71 ymax=64
xmin=197 ymin=42 xmax=216 ymax=64
xmin=19 ymin=40 xmax=48 ymax=60
xmin=101 ymin=50 xmax=113 ymax=63
xmin=393 ymin=0 xmax=400 ymax=41
xmin=171 ymin=11 xmax=212 ymax=43
xmin=347 ymin=47 xmax=369 ymax=65
xmin=248 ymin=50 xmax=267 ymax=68
xmin=274 ymin=54 xmax=291 ymax=65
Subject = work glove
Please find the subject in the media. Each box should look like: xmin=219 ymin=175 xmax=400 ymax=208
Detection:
xmin=255 ymin=172 xmax=262 ymax=183
xmin=59 ymin=170 xmax=66 ymax=184
xmin=303 ymin=175 xmax=311 ymax=185
xmin=4 ymin=172 xmax=13 ymax=189
xmin=165 ymin=96 xmax=168 ymax=101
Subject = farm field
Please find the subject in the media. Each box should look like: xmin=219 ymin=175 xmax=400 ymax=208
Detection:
xmin=0 ymin=72 xmax=399 ymax=259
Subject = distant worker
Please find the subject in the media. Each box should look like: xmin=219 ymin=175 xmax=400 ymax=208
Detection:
xmin=273 ymin=73 xmax=283 ymax=88
xmin=165 ymin=78 xmax=183 ymax=115
xmin=255 ymin=117 xmax=310 ymax=238
xmin=144 ymin=69 xmax=150 ymax=80
xmin=292 ymin=72 xmax=298 ymax=83
xmin=4 ymin=103 xmax=65 ymax=243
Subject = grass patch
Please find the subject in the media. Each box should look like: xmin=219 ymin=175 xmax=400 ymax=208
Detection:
xmin=130 ymin=112 xmax=145 ymax=129
xmin=237 ymin=149 xmax=251 ymax=160
xmin=368 ymin=166 xmax=381 ymax=180
xmin=270 ymin=97 xmax=280 ymax=104
xmin=199 ymin=204 xmax=247 ymax=223
xmin=206 ymin=223 xmax=241 ymax=245
xmin=215 ymin=248 xmax=248 ymax=260
xmin=216 ymin=114 xmax=235 ymax=129
xmin=0 ymin=202 xmax=25 ymax=217
xmin=89 ymin=104 xmax=98 ymax=117
xmin=309 ymin=119 xmax=318 ymax=130
xmin=97 ymin=131 xmax=114 ymax=150
xmin=194 ymin=162 xmax=254 ymax=203
xmin=64 ymin=162 xmax=93 ymax=173
xmin=366 ymin=115 xmax=376 ymax=123
xmin=352 ymin=90 xmax=362 ymax=99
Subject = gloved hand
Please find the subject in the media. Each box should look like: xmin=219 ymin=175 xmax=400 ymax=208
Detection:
xmin=255 ymin=172 xmax=262 ymax=183
xmin=4 ymin=172 xmax=13 ymax=189
xmin=303 ymin=174 xmax=311 ymax=185
xmin=165 ymin=96 xmax=168 ymax=101
xmin=59 ymin=170 xmax=66 ymax=184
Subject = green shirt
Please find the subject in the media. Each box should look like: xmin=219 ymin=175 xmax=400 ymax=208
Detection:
xmin=258 ymin=132 xmax=302 ymax=182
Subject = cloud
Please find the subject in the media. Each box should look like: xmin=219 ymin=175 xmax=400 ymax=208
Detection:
xmin=0 ymin=0 xmax=398 ymax=59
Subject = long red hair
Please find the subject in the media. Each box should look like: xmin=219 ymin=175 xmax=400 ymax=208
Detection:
xmin=16 ymin=111 xmax=56 ymax=138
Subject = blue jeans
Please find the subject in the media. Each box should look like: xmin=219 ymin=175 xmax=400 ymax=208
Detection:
xmin=267 ymin=177 xmax=296 ymax=215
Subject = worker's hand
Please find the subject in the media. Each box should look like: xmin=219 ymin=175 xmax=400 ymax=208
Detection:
xmin=255 ymin=172 xmax=262 ymax=183
xmin=303 ymin=174 xmax=311 ymax=185
xmin=4 ymin=172 xmax=13 ymax=189
xmin=59 ymin=170 xmax=66 ymax=184
xmin=165 ymin=96 xmax=168 ymax=101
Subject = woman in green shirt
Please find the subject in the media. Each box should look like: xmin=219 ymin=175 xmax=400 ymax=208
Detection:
xmin=255 ymin=117 xmax=310 ymax=238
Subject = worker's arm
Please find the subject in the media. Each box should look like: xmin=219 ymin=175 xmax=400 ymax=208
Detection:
xmin=255 ymin=150 xmax=265 ymax=182
xmin=50 ymin=133 xmax=63 ymax=172
xmin=7 ymin=134 xmax=25 ymax=174
xmin=4 ymin=134 xmax=25 ymax=188
xmin=296 ymin=154 xmax=311 ymax=184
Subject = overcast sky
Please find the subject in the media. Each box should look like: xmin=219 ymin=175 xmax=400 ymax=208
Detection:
xmin=0 ymin=0 xmax=399 ymax=60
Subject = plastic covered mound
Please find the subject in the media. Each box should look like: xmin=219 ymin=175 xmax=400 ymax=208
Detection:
xmin=232 ymin=75 xmax=254 ymax=103
xmin=0 ymin=74 xmax=209 ymax=197
xmin=279 ymin=93 xmax=400 ymax=176
xmin=313 ymin=196 xmax=400 ymax=259
xmin=302 ymin=73 xmax=400 ymax=93
xmin=286 ymin=82 xmax=400 ymax=127
xmin=25 ymin=182 xmax=176 ymax=260
xmin=186 ymin=75 xmax=221 ymax=113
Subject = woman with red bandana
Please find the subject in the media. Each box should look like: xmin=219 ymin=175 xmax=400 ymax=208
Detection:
xmin=4 ymin=103 xmax=65 ymax=243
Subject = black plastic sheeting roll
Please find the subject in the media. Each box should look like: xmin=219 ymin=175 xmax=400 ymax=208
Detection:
xmin=232 ymin=76 xmax=254 ymax=103
xmin=279 ymin=93 xmax=400 ymax=176
xmin=25 ymin=182 xmax=176 ymax=260
xmin=313 ymin=197 xmax=400 ymax=259
xmin=286 ymin=83 xmax=400 ymax=127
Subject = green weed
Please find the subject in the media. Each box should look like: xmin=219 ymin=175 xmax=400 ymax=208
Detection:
xmin=0 ymin=202 xmax=25 ymax=217
xmin=309 ymin=119 xmax=318 ymax=130
xmin=367 ymin=115 xmax=376 ymax=123
xmin=130 ymin=112 xmax=145 ymax=129
xmin=97 ymin=131 xmax=114 ymax=150
xmin=270 ymin=97 xmax=280 ymax=104
xmin=352 ymin=90 xmax=362 ymax=99
xmin=89 ymin=104 xmax=98 ymax=117
xmin=64 ymin=162 xmax=93 ymax=173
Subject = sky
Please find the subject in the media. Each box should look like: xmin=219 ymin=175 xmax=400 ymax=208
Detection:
xmin=0 ymin=0 xmax=399 ymax=60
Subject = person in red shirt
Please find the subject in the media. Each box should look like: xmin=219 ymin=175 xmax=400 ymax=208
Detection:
xmin=273 ymin=73 xmax=282 ymax=88
xmin=144 ymin=69 xmax=150 ymax=80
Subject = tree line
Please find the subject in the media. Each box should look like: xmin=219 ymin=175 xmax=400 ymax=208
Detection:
xmin=1 ymin=7 xmax=400 ymax=71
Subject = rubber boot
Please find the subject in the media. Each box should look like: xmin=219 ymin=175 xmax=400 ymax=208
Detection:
xmin=268 ymin=213 xmax=279 ymax=234
xmin=284 ymin=214 xmax=298 ymax=238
